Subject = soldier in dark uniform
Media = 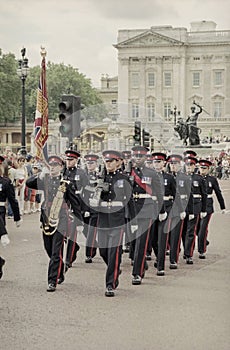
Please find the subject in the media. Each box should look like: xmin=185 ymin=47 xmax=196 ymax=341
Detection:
xmin=26 ymin=155 xmax=83 ymax=292
xmin=63 ymin=150 xmax=89 ymax=271
xmin=167 ymin=154 xmax=191 ymax=269
xmin=83 ymin=154 xmax=99 ymax=263
xmin=197 ymin=159 xmax=226 ymax=258
xmin=0 ymin=156 xmax=21 ymax=279
xmin=151 ymin=152 xmax=182 ymax=275
xmin=183 ymin=156 xmax=207 ymax=264
xmin=130 ymin=146 xmax=165 ymax=285
xmin=95 ymin=150 xmax=136 ymax=297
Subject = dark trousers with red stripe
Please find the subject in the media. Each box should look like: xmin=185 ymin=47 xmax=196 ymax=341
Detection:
xmin=43 ymin=230 xmax=64 ymax=285
xmin=98 ymin=227 xmax=124 ymax=289
xmin=198 ymin=213 xmax=212 ymax=254
xmin=132 ymin=218 xmax=152 ymax=278
xmin=85 ymin=215 xmax=98 ymax=258
xmin=152 ymin=218 xmax=169 ymax=271
xmin=169 ymin=216 xmax=184 ymax=264
xmin=184 ymin=215 xmax=199 ymax=258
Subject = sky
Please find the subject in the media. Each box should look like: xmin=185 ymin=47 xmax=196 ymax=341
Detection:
xmin=0 ymin=0 xmax=229 ymax=87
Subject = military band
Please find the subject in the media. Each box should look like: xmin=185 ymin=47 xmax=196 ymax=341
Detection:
xmin=1 ymin=147 xmax=227 ymax=297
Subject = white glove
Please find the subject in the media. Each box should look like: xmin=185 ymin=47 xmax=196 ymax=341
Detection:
xmin=1 ymin=234 xmax=10 ymax=247
xmin=84 ymin=211 xmax=90 ymax=218
xmin=131 ymin=225 xmax=138 ymax=233
xmin=77 ymin=226 xmax=84 ymax=233
xmin=39 ymin=166 xmax=50 ymax=179
xmin=180 ymin=211 xmax=186 ymax=220
xmin=200 ymin=212 xmax=207 ymax=219
xmin=222 ymin=209 xmax=226 ymax=214
xmin=189 ymin=214 xmax=195 ymax=220
xmin=16 ymin=220 xmax=22 ymax=227
xmin=159 ymin=212 xmax=167 ymax=222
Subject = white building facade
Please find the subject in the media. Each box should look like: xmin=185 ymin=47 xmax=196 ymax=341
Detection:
xmin=113 ymin=21 xmax=230 ymax=145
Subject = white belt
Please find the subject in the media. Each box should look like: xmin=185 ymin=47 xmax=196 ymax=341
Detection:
xmin=180 ymin=195 xmax=188 ymax=199
xmin=164 ymin=196 xmax=173 ymax=200
xmin=207 ymin=194 xmax=213 ymax=198
xmin=133 ymin=193 xmax=152 ymax=199
xmin=0 ymin=202 xmax=6 ymax=206
xmin=75 ymin=190 xmax=82 ymax=194
xmin=193 ymin=194 xmax=201 ymax=198
xmin=100 ymin=201 xmax=123 ymax=207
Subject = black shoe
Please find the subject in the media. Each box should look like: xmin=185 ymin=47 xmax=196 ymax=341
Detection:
xmin=166 ymin=250 xmax=170 ymax=256
xmin=105 ymin=286 xmax=115 ymax=297
xmin=186 ymin=257 xmax=193 ymax=265
xmin=65 ymin=263 xmax=72 ymax=272
xmin=47 ymin=283 xmax=56 ymax=292
xmin=144 ymin=261 xmax=149 ymax=271
xmin=153 ymin=260 xmax=158 ymax=268
xmin=146 ymin=254 xmax=152 ymax=261
xmin=169 ymin=262 xmax=178 ymax=269
xmin=85 ymin=256 xmax=93 ymax=263
xmin=123 ymin=245 xmax=130 ymax=253
xmin=0 ymin=258 xmax=5 ymax=280
xmin=132 ymin=275 xmax=142 ymax=285
xmin=199 ymin=253 xmax=206 ymax=259
xmin=157 ymin=270 xmax=165 ymax=276
xmin=58 ymin=275 xmax=65 ymax=284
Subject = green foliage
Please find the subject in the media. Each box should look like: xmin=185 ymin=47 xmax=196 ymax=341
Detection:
xmin=0 ymin=51 xmax=21 ymax=123
xmin=0 ymin=49 xmax=105 ymax=124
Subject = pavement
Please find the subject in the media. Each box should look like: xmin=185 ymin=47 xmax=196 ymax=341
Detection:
xmin=0 ymin=180 xmax=230 ymax=350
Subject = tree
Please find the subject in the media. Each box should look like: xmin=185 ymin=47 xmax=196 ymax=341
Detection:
xmin=0 ymin=50 xmax=21 ymax=123
xmin=0 ymin=48 xmax=105 ymax=124
xmin=26 ymin=62 xmax=104 ymax=122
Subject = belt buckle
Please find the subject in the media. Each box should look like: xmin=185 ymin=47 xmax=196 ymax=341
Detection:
xmin=107 ymin=202 xmax=112 ymax=207
xmin=133 ymin=193 xmax=139 ymax=199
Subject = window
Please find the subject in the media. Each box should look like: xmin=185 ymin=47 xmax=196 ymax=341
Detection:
xmin=193 ymin=72 xmax=200 ymax=87
xmin=164 ymin=72 xmax=172 ymax=87
xmin=148 ymin=73 xmax=155 ymax=87
xmin=131 ymin=73 xmax=139 ymax=88
xmin=147 ymin=103 xmax=155 ymax=121
xmin=213 ymin=102 xmax=222 ymax=118
xmin=132 ymin=104 xmax=139 ymax=119
xmin=214 ymin=71 xmax=223 ymax=86
xmin=164 ymin=103 xmax=171 ymax=120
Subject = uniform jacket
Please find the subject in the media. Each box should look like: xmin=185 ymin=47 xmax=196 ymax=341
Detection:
xmin=172 ymin=170 xmax=193 ymax=216
xmin=131 ymin=166 xmax=164 ymax=219
xmin=202 ymin=175 xmax=225 ymax=214
xmin=0 ymin=176 xmax=20 ymax=234
xmin=26 ymin=174 xmax=83 ymax=234
xmin=97 ymin=170 xmax=136 ymax=229
xmin=190 ymin=173 xmax=207 ymax=215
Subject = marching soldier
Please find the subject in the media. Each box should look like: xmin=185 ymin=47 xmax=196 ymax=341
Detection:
xmin=130 ymin=146 xmax=165 ymax=285
xmin=63 ymin=149 xmax=89 ymax=271
xmin=183 ymin=156 xmax=207 ymax=264
xmin=26 ymin=155 xmax=83 ymax=292
xmin=197 ymin=159 xmax=226 ymax=258
xmin=0 ymin=156 xmax=21 ymax=279
xmin=151 ymin=152 xmax=182 ymax=275
xmin=167 ymin=154 xmax=191 ymax=268
xmin=94 ymin=150 xmax=136 ymax=297
xmin=83 ymin=154 xmax=99 ymax=263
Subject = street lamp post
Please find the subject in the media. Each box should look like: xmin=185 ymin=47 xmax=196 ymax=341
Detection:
xmin=17 ymin=48 xmax=29 ymax=155
xmin=171 ymin=105 xmax=180 ymax=125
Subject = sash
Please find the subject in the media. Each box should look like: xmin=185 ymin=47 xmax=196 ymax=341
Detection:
xmin=131 ymin=169 xmax=152 ymax=196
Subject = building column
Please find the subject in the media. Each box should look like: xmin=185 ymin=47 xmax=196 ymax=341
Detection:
xmin=118 ymin=57 xmax=129 ymax=120
xmin=139 ymin=57 xmax=146 ymax=120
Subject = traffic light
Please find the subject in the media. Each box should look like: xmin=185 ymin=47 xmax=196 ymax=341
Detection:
xmin=59 ymin=95 xmax=81 ymax=141
xmin=142 ymin=129 xmax=150 ymax=148
xmin=150 ymin=137 xmax=154 ymax=151
xmin=133 ymin=121 xmax=141 ymax=145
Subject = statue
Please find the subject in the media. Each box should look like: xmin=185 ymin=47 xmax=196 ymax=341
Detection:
xmin=174 ymin=101 xmax=202 ymax=146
